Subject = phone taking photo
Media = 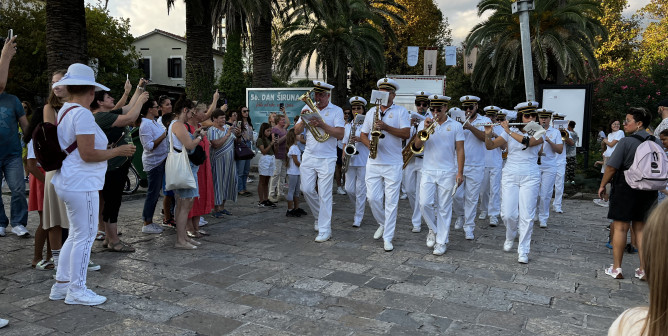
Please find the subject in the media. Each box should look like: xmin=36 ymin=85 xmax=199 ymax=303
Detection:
xmin=7 ymin=29 xmax=13 ymax=40
xmin=237 ymin=121 xmax=242 ymax=128
xmin=279 ymin=103 xmax=284 ymax=109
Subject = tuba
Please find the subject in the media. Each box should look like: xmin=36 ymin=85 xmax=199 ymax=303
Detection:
xmin=298 ymin=89 xmax=330 ymax=142
xmin=402 ymin=120 xmax=438 ymax=169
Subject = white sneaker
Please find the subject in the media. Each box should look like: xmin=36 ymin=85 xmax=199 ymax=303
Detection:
xmin=593 ymin=199 xmax=609 ymax=207
xmin=373 ymin=226 xmax=384 ymax=240
xmin=0 ymin=227 xmax=5 ymax=237
xmin=314 ymin=232 xmax=331 ymax=242
xmin=384 ymin=240 xmax=394 ymax=252
xmin=400 ymin=193 xmax=408 ymax=200
xmin=503 ymin=240 xmax=514 ymax=252
xmin=314 ymin=221 xmax=319 ymax=232
xmin=489 ymin=216 xmax=498 ymax=226
xmin=199 ymin=217 xmax=208 ymax=226
xmin=454 ymin=217 xmax=464 ymax=230
xmin=464 ymin=230 xmax=474 ymax=240
xmin=141 ymin=223 xmax=164 ymax=234
xmin=11 ymin=225 xmax=29 ymax=237
xmin=247 ymin=177 xmax=254 ymax=183
xmin=65 ymin=288 xmax=107 ymax=306
xmin=552 ymin=205 xmax=563 ymax=213
xmin=426 ymin=230 xmax=436 ymax=248
xmin=518 ymin=254 xmax=529 ymax=264
xmin=432 ymin=243 xmax=446 ymax=256
xmin=336 ymin=186 xmax=347 ymax=195
xmin=352 ymin=222 xmax=361 ymax=228
xmin=604 ymin=265 xmax=624 ymax=279
xmin=411 ymin=226 xmax=421 ymax=233
xmin=478 ymin=211 xmax=487 ymax=220
xmin=0 ymin=318 xmax=7 ymax=328
xmin=539 ymin=221 xmax=547 ymax=228
xmin=49 ymin=283 xmax=68 ymax=300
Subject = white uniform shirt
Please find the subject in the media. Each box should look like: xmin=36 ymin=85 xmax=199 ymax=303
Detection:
xmin=418 ymin=118 xmax=464 ymax=173
xmin=603 ymin=130 xmax=624 ymax=158
xmin=360 ymin=104 xmax=410 ymax=166
xmin=484 ymin=125 xmax=504 ymax=168
xmin=342 ymin=122 xmax=369 ymax=167
xmin=297 ymin=102 xmax=345 ymax=159
xmin=501 ymin=128 xmax=541 ymax=174
xmin=462 ymin=114 xmax=492 ymax=167
xmin=540 ymin=127 xmax=563 ymax=168
xmin=286 ymin=144 xmax=301 ymax=175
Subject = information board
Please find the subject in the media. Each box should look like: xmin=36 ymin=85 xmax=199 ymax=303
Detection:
xmin=246 ymin=88 xmax=310 ymax=132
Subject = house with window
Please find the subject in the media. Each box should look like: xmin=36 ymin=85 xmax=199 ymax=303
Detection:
xmin=132 ymin=29 xmax=224 ymax=94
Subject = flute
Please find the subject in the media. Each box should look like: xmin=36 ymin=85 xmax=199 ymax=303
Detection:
xmin=472 ymin=122 xmax=529 ymax=127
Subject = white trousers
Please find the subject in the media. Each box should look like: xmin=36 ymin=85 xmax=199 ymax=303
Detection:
xmin=54 ymin=188 xmax=99 ymax=294
xmin=453 ymin=165 xmax=484 ymax=231
xmin=345 ymin=166 xmax=367 ymax=226
xmin=366 ymin=164 xmax=402 ymax=242
xmin=479 ymin=166 xmax=502 ymax=217
xmin=538 ymin=165 xmax=557 ymax=223
xmin=403 ymin=157 xmax=424 ymax=228
xmin=300 ymin=156 xmax=336 ymax=235
xmin=553 ymin=163 xmax=566 ymax=209
xmin=501 ymin=171 xmax=540 ymax=255
xmin=269 ymin=159 xmax=287 ymax=198
xmin=420 ymin=170 xmax=455 ymax=245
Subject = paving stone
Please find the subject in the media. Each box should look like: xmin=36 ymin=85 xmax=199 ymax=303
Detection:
xmin=176 ymin=296 xmax=252 ymax=318
xmin=267 ymin=287 xmax=326 ymax=307
xmin=346 ymin=286 xmax=385 ymax=303
xmin=364 ymin=276 xmax=397 ymax=290
xmin=426 ymin=300 xmax=483 ymax=322
xmin=34 ymin=306 xmax=121 ymax=334
xmin=227 ymin=323 xmax=296 ymax=336
xmin=0 ymin=320 xmax=54 ymax=336
xmin=488 ymin=287 xmax=552 ymax=306
xmin=89 ymin=318 xmax=197 ymax=336
xmin=476 ymin=310 xmax=527 ymax=332
xmin=96 ymin=294 xmax=188 ymax=323
xmin=226 ymin=280 xmax=273 ymax=295
xmin=378 ymin=292 xmax=432 ymax=313
xmin=525 ymin=317 xmax=601 ymax=336
xmin=323 ymin=270 xmax=373 ymax=287
xmin=338 ymin=314 xmax=394 ymax=334
xmin=585 ymin=314 xmax=616 ymax=331
xmin=168 ymin=310 xmax=243 ymax=335
xmin=322 ymin=282 xmax=358 ymax=297
xmin=287 ymin=318 xmax=355 ymax=336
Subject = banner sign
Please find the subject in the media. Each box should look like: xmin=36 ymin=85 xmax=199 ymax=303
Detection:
xmin=445 ymin=46 xmax=457 ymax=66
xmin=407 ymin=46 xmax=419 ymax=67
xmin=423 ymin=49 xmax=438 ymax=75
xmin=246 ymin=88 xmax=310 ymax=132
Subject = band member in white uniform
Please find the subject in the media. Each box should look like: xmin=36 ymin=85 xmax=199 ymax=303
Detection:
xmin=403 ymin=91 xmax=433 ymax=233
xmin=453 ymin=96 xmax=491 ymax=240
xmin=342 ymin=96 xmax=369 ymax=227
xmin=484 ymin=101 xmax=543 ymax=264
xmin=552 ymin=113 xmax=569 ymax=213
xmin=413 ymin=95 xmax=464 ymax=255
xmin=360 ymin=78 xmax=410 ymax=251
xmin=536 ymin=109 xmax=563 ymax=228
xmin=293 ymin=81 xmax=345 ymax=242
xmin=478 ymin=106 xmax=504 ymax=226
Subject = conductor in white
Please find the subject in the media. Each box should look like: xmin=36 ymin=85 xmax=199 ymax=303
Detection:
xmin=293 ymin=81 xmax=345 ymax=242
xmin=360 ymin=78 xmax=411 ymax=251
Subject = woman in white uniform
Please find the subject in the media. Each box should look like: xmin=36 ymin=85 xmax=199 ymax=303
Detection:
xmin=342 ymin=96 xmax=369 ymax=227
xmin=483 ymin=101 xmax=544 ymax=264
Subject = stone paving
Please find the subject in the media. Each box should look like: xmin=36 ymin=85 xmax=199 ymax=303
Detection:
xmin=0 ymin=187 xmax=648 ymax=335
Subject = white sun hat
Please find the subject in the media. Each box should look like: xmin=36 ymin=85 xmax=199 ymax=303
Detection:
xmin=52 ymin=63 xmax=110 ymax=92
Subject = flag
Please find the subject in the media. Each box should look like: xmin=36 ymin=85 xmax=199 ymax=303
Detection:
xmin=445 ymin=46 xmax=457 ymax=66
xmin=463 ymin=47 xmax=478 ymax=74
xmin=407 ymin=46 xmax=419 ymax=67
xmin=424 ymin=49 xmax=438 ymax=76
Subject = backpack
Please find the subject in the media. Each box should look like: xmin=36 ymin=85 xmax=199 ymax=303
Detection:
xmin=32 ymin=106 xmax=78 ymax=171
xmin=623 ymin=134 xmax=668 ymax=190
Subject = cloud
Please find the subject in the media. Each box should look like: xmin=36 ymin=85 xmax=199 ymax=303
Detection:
xmin=85 ymin=0 xmax=186 ymax=37
xmin=435 ymin=0 xmax=491 ymax=46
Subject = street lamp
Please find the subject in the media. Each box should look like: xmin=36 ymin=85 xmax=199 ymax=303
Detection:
xmin=512 ymin=0 xmax=535 ymax=101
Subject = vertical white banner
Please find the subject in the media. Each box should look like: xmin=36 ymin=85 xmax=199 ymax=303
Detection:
xmin=407 ymin=46 xmax=419 ymax=67
xmin=463 ymin=47 xmax=478 ymax=74
xmin=423 ymin=49 xmax=438 ymax=75
xmin=445 ymin=46 xmax=457 ymax=66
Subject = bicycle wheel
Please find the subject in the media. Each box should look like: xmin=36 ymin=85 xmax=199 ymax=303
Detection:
xmin=124 ymin=166 xmax=140 ymax=195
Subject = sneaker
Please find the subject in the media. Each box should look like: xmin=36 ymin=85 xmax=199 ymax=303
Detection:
xmin=0 ymin=227 xmax=5 ymax=237
xmin=518 ymin=254 xmax=529 ymax=264
xmin=384 ymin=240 xmax=394 ymax=252
xmin=426 ymin=230 xmax=436 ymax=248
xmin=258 ymin=201 xmax=266 ymax=207
xmin=593 ymin=199 xmax=609 ymax=207
xmin=539 ymin=222 xmax=547 ymax=228
xmin=464 ymin=230 xmax=474 ymax=240
xmin=49 ymin=283 xmax=68 ymax=300
xmin=503 ymin=240 xmax=514 ymax=252
xmin=605 ymin=241 xmax=613 ymax=249
xmin=199 ymin=217 xmax=208 ymax=226
xmin=314 ymin=221 xmax=319 ymax=232
xmin=295 ymin=208 xmax=307 ymax=216
xmin=478 ymin=211 xmax=487 ymax=220
xmin=314 ymin=232 xmax=331 ymax=242
xmin=352 ymin=222 xmax=361 ymax=228
xmin=336 ymin=186 xmax=347 ymax=195
xmin=286 ymin=209 xmax=297 ymax=217
xmin=489 ymin=216 xmax=498 ymax=227
xmin=141 ymin=223 xmax=164 ymax=234
xmin=635 ymin=268 xmax=646 ymax=281
xmin=411 ymin=226 xmax=421 ymax=233
xmin=373 ymin=226 xmax=384 ymax=240
xmin=604 ymin=265 xmax=624 ymax=279
xmin=433 ymin=243 xmax=446 ymax=255
xmin=553 ymin=206 xmax=563 ymax=213
xmin=0 ymin=318 xmax=7 ymax=328
xmin=65 ymin=288 xmax=107 ymax=306
xmin=11 ymin=225 xmax=29 ymax=237
xmin=454 ymin=217 xmax=464 ymax=230
xmin=247 ymin=177 xmax=254 ymax=183
xmin=161 ymin=218 xmax=176 ymax=228
xmin=265 ymin=200 xmax=277 ymax=208
xmin=400 ymin=193 xmax=408 ymax=200
xmin=626 ymin=244 xmax=638 ymax=254
xmin=88 ymin=260 xmax=101 ymax=271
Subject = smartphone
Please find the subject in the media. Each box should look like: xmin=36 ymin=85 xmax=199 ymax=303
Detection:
xmin=237 ymin=121 xmax=242 ymax=128
xmin=279 ymin=103 xmax=284 ymax=109
xmin=7 ymin=29 xmax=13 ymax=40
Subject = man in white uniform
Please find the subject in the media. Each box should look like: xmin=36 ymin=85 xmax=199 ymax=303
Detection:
xmin=536 ymin=109 xmax=563 ymax=228
xmin=453 ymin=96 xmax=491 ymax=240
xmin=293 ymin=81 xmax=345 ymax=242
xmin=552 ymin=113 xmax=569 ymax=213
xmin=403 ymin=91 xmax=433 ymax=233
xmin=360 ymin=78 xmax=411 ymax=251
xmin=478 ymin=106 xmax=504 ymax=226
xmin=413 ymin=95 xmax=464 ymax=255
xmin=342 ymin=96 xmax=369 ymax=227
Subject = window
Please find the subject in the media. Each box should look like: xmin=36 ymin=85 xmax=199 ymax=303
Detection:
xmin=168 ymin=57 xmax=183 ymax=78
xmin=139 ymin=58 xmax=151 ymax=79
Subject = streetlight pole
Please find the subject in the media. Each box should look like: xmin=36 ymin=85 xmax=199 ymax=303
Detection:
xmin=512 ymin=0 xmax=535 ymax=101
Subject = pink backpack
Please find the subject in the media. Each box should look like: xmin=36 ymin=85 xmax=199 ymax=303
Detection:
xmin=624 ymin=135 xmax=668 ymax=190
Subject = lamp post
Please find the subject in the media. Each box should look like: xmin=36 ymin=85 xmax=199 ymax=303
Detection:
xmin=512 ymin=0 xmax=535 ymax=101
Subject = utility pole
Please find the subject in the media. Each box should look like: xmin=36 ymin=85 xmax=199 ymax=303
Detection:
xmin=512 ymin=0 xmax=535 ymax=101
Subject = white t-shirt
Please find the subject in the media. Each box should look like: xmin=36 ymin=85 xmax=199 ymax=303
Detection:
xmin=51 ymin=103 xmax=109 ymax=192
xmin=540 ymin=127 xmax=564 ymax=168
xmin=484 ymin=125 xmax=504 ymax=168
xmin=462 ymin=114 xmax=492 ymax=167
xmin=342 ymin=122 xmax=369 ymax=167
xmin=26 ymin=139 xmax=38 ymax=164
xmin=297 ymin=102 xmax=345 ymax=159
xmin=501 ymin=127 xmax=541 ymax=174
xmin=287 ymin=144 xmax=301 ymax=175
xmin=419 ymin=118 xmax=464 ymax=173
xmin=360 ymin=104 xmax=410 ymax=166
xmin=603 ymin=130 xmax=625 ymax=158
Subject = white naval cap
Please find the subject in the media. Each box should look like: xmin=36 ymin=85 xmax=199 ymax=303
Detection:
xmin=505 ymin=109 xmax=518 ymax=120
xmin=377 ymin=77 xmax=400 ymax=91
xmin=349 ymin=96 xmax=367 ymax=106
xmin=483 ymin=106 xmax=501 ymax=116
xmin=429 ymin=94 xmax=451 ymax=107
xmin=536 ymin=108 xmax=553 ymax=118
xmin=514 ymin=101 xmax=539 ymax=113
xmin=460 ymin=95 xmax=481 ymax=106
xmin=313 ymin=80 xmax=334 ymax=93
xmin=496 ymin=109 xmax=508 ymax=117
xmin=414 ymin=91 xmax=432 ymax=102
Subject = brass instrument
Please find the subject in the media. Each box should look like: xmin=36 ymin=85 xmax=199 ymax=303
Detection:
xmin=559 ymin=128 xmax=569 ymax=141
xmin=368 ymin=106 xmax=385 ymax=159
xmin=342 ymin=116 xmax=364 ymax=173
xmin=402 ymin=120 xmax=438 ymax=169
xmin=298 ymin=89 xmax=330 ymax=142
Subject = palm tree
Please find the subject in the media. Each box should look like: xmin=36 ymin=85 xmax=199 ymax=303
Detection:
xmin=464 ymin=0 xmax=605 ymax=91
xmin=46 ymin=0 xmax=88 ymax=73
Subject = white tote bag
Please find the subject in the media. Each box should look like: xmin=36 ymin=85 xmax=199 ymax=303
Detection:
xmin=165 ymin=123 xmax=197 ymax=190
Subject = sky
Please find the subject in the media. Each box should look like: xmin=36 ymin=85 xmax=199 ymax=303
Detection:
xmin=88 ymin=0 xmax=651 ymax=46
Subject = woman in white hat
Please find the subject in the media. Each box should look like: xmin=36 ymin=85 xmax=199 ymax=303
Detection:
xmin=48 ymin=63 xmax=136 ymax=306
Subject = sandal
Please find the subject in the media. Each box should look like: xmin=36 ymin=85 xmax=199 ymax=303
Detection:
xmin=35 ymin=259 xmax=55 ymax=271
xmin=95 ymin=231 xmax=106 ymax=241
xmin=107 ymin=240 xmax=135 ymax=253
xmin=221 ymin=209 xmax=232 ymax=215
xmin=197 ymin=229 xmax=210 ymax=236
xmin=187 ymin=231 xmax=204 ymax=238
xmin=213 ymin=211 xmax=225 ymax=218
xmin=162 ymin=218 xmax=176 ymax=228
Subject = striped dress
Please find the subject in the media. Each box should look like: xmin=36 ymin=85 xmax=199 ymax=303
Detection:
xmin=208 ymin=125 xmax=238 ymax=205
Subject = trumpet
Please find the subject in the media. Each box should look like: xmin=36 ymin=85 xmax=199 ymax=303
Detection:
xmin=298 ymin=89 xmax=330 ymax=142
xmin=559 ymin=128 xmax=569 ymax=141
xmin=402 ymin=120 xmax=438 ymax=169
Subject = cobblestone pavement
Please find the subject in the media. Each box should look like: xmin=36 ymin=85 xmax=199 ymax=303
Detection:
xmin=0 ymin=189 xmax=648 ymax=335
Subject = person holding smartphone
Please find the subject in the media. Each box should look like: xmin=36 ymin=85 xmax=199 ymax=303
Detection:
xmin=269 ymin=107 xmax=289 ymax=202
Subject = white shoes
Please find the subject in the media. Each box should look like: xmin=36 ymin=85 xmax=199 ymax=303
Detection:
xmin=314 ymin=221 xmax=319 ymax=232
xmin=315 ymin=232 xmax=331 ymax=242
xmin=478 ymin=211 xmax=487 ymax=220
xmin=454 ymin=217 xmax=464 ymax=230
xmin=141 ymin=223 xmax=164 ymax=234
xmin=384 ymin=240 xmax=393 ymax=252
xmin=426 ymin=230 xmax=436 ymax=248
xmin=336 ymin=186 xmax=347 ymax=195
xmin=552 ymin=205 xmax=563 ymax=213
xmin=503 ymin=240 xmax=514 ymax=252
xmin=11 ymin=225 xmax=29 ymax=237
xmin=489 ymin=216 xmax=498 ymax=226
xmin=464 ymin=229 xmax=474 ymax=240
xmin=49 ymin=283 xmax=68 ymax=300
xmin=0 ymin=318 xmax=7 ymax=328
xmin=518 ymin=254 xmax=529 ymax=264
xmin=65 ymin=288 xmax=107 ymax=306
xmin=373 ymin=226 xmax=384 ymax=240
xmin=400 ymin=193 xmax=408 ymax=200
xmin=539 ymin=221 xmax=547 ymax=228
xmin=411 ymin=226 xmax=421 ymax=233
xmin=199 ymin=217 xmax=208 ymax=226
xmin=433 ymin=243 xmax=446 ymax=255
xmin=593 ymin=199 xmax=609 ymax=207
xmin=0 ymin=227 xmax=5 ymax=237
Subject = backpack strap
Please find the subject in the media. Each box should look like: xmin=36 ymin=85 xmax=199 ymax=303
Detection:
xmin=56 ymin=106 xmax=79 ymax=154
xmin=630 ymin=134 xmax=655 ymax=143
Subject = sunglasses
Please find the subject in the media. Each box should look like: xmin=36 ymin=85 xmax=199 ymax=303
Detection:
xmin=430 ymin=107 xmax=443 ymax=112
xmin=351 ymin=106 xmax=363 ymax=110
xmin=496 ymin=118 xmax=506 ymax=122
xmin=415 ymin=102 xmax=429 ymax=107
xmin=523 ymin=113 xmax=538 ymax=118
xmin=464 ymin=105 xmax=475 ymax=110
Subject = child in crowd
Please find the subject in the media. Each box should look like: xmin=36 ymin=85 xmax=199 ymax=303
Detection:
xmin=256 ymin=123 xmax=277 ymax=207
xmin=658 ymin=129 xmax=668 ymax=203
xmin=285 ymin=129 xmax=305 ymax=217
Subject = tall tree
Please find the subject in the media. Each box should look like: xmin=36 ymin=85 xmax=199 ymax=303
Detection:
xmin=595 ymin=0 xmax=640 ymax=70
xmin=637 ymin=0 xmax=668 ymax=69
xmin=46 ymin=0 xmax=87 ymax=73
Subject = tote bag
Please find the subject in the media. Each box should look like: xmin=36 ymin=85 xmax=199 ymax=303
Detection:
xmin=165 ymin=123 xmax=197 ymax=190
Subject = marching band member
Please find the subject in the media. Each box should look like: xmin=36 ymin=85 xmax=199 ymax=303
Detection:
xmin=414 ymin=95 xmax=464 ymax=255
xmin=453 ymin=96 xmax=491 ymax=240
xmin=478 ymin=106 xmax=504 ymax=226
xmin=484 ymin=101 xmax=543 ymax=264
xmin=552 ymin=113 xmax=569 ymax=213
xmin=536 ymin=109 xmax=563 ymax=228
xmin=293 ymin=81 xmax=345 ymax=242
xmin=343 ymin=96 xmax=369 ymax=227
xmin=403 ymin=91 xmax=433 ymax=233
xmin=360 ymin=78 xmax=411 ymax=251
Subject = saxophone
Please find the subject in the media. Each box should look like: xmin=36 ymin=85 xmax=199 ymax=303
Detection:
xmin=368 ymin=106 xmax=385 ymax=159
xmin=298 ymin=89 xmax=330 ymax=142
xmin=342 ymin=116 xmax=364 ymax=173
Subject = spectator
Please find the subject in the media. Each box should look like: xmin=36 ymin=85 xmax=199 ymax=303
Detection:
xmin=236 ymin=106 xmax=254 ymax=196
xmin=565 ymin=120 xmax=579 ymax=184
xmin=157 ymin=95 xmax=176 ymax=227
xmin=653 ymin=99 xmax=668 ymax=138
xmin=48 ymin=63 xmax=135 ymax=305
xmin=185 ymin=103 xmax=215 ymax=237
xmin=208 ymin=109 xmax=239 ymax=217
xmin=256 ymin=123 xmax=277 ymax=207
xmin=599 ymin=107 xmax=659 ymax=280
xmin=269 ymin=114 xmax=288 ymax=202
xmin=658 ymin=129 xmax=668 ymax=203
xmin=594 ymin=120 xmax=624 ymax=207
xmin=139 ymin=98 xmax=168 ymax=234
xmin=285 ymin=129 xmax=303 ymax=217
xmin=0 ymin=36 xmax=29 ymax=238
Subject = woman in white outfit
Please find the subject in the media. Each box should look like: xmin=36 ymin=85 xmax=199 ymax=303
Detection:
xmin=484 ymin=101 xmax=543 ymax=264
xmin=342 ymin=96 xmax=369 ymax=227
xmin=48 ymin=64 xmax=136 ymax=305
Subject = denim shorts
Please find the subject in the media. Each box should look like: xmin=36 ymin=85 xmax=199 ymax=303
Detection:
xmin=173 ymin=162 xmax=200 ymax=199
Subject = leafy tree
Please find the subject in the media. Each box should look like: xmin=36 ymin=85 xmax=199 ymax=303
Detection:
xmin=594 ymin=0 xmax=640 ymax=70
xmin=217 ymin=29 xmax=248 ymax=110
xmin=636 ymin=0 xmax=668 ymax=69
xmin=46 ymin=0 xmax=87 ymax=73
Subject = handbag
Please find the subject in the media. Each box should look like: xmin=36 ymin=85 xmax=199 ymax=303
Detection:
xmin=234 ymin=138 xmax=255 ymax=160
xmin=184 ymin=123 xmax=206 ymax=165
xmin=165 ymin=123 xmax=197 ymax=190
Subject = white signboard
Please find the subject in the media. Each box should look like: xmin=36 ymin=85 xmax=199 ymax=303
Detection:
xmin=542 ymin=88 xmax=587 ymax=147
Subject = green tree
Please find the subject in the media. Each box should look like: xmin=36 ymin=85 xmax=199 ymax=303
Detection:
xmin=217 ymin=30 xmax=248 ymax=110
xmin=594 ymin=0 xmax=640 ymax=70
xmin=636 ymin=0 xmax=668 ymax=69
